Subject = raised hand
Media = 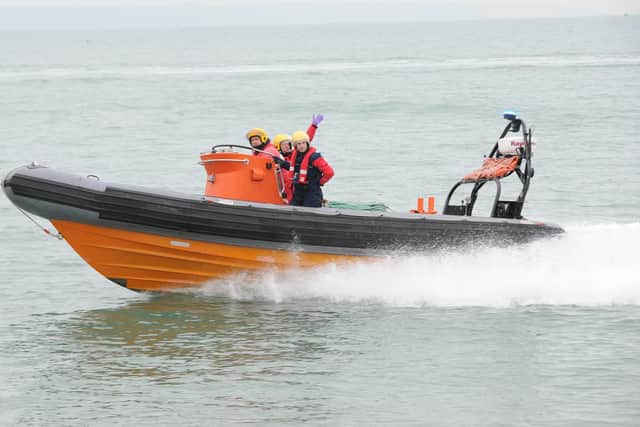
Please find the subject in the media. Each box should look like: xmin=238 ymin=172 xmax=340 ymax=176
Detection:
xmin=312 ymin=114 xmax=324 ymax=126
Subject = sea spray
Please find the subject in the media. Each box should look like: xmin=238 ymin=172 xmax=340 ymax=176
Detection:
xmin=197 ymin=223 xmax=640 ymax=307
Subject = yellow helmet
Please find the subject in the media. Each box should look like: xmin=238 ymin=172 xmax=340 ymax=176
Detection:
xmin=246 ymin=128 xmax=269 ymax=144
xmin=291 ymin=130 xmax=310 ymax=145
xmin=273 ymin=134 xmax=292 ymax=151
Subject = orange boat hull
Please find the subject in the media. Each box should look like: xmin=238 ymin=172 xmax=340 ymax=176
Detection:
xmin=52 ymin=220 xmax=364 ymax=292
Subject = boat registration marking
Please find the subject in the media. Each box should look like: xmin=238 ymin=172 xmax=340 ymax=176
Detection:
xmin=170 ymin=240 xmax=191 ymax=248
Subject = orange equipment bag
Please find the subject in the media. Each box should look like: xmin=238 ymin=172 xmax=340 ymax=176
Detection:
xmin=462 ymin=156 xmax=520 ymax=182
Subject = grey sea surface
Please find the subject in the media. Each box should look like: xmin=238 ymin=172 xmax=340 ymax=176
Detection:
xmin=1 ymin=16 xmax=639 ymax=426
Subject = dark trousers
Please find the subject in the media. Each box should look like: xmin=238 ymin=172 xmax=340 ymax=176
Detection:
xmin=292 ymin=184 xmax=323 ymax=207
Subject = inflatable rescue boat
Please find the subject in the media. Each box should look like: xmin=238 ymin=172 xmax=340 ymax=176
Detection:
xmin=2 ymin=113 xmax=563 ymax=291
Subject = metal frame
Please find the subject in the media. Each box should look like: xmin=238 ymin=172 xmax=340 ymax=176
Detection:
xmin=211 ymin=144 xmax=269 ymax=155
xmin=443 ymin=113 xmax=534 ymax=219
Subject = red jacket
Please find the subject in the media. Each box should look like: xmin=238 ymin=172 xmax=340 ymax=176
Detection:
xmin=253 ymin=142 xmax=282 ymax=160
xmin=289 ymin=147 xmax=334 ymax=186
xmin=280 ymin=124 xmax=319 ymax=203
xmin=307 ymin=124 xmax=317 ymax=142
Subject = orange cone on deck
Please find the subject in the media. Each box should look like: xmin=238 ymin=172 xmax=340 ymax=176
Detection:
xmin=411 ymin=196 xmax=437 ymax=214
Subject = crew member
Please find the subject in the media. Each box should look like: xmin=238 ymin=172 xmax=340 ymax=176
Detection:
xmin=272 ymin=133 xmax=295 ymax=202
xmin=273 ymin=133 xmax=294 ymax=160
xmin=289 ymin=130 xmax=334 ymax=208
xmin=246 ymin=128 xmax=281 ymax=159
xmin=273 ymin=114 xmax=325 ymax=203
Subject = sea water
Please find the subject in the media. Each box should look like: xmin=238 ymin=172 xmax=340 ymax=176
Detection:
xmin=0 ymin=16 xmax=639 ymax=426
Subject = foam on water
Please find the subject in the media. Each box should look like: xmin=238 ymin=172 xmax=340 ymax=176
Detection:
xmin=1 ymin=55 xmax=638 ymax=80
xmin=197 ymin=223 xmax=640 ymax=307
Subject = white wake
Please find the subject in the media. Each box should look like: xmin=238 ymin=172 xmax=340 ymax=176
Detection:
xmin=197 ymin=223 xmax=640 ymax=307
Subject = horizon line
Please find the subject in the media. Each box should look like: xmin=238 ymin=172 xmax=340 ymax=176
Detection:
xmin=0 ymin=12 xmax=636 ymax=32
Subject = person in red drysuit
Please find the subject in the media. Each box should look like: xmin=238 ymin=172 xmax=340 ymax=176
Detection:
xmin=273 ymin=114 xmax=325 ymax=203
xmin=245 ymin=128 xmax=282 ymax=160
xmin=288 ymin=129 xmax=334 ymax=208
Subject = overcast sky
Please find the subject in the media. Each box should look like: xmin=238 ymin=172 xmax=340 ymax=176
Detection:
xmin=0 ymin=0 xmax=637 ymax=30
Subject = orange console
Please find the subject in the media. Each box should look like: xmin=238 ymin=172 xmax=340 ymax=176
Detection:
xmin=199 ymin=151 xmax=287 ymax=205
